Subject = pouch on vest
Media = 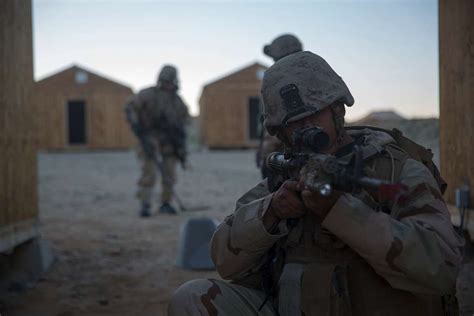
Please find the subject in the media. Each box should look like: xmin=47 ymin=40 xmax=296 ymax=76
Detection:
xmin=346 ymin=126 xmax=447 ymax=194
xmin=278 ymin=263 xmax=304 ymax=316
xmin=301 ymin=263 xmax=352 ymax=316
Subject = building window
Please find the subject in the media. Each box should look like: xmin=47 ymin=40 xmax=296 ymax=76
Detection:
xmin=75 ymin=71 xmax=88 ymax=84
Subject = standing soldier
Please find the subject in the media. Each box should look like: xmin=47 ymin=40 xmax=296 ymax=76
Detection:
xmin=257 ymin=34 xmax=303 ymax=178
xmin=125 ymin=65 xmax=189 ymax=217
xmin=169 ymin=51 xmax=464 ymax=315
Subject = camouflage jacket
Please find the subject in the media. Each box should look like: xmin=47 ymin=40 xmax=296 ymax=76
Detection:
xmin=211 ymin=129 xmax=464 ymax=314
xmin=125 ymin=86 xmax=189 ymax=153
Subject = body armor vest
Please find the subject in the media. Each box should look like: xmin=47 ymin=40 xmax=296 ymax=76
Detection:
xmin=273 ymin=139 xmax=447 ymax=316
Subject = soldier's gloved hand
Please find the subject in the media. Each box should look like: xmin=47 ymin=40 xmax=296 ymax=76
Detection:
xmin=264 ymin=180 xmax=307 ymax=232
xmin=267 ymin=179 xmax=307 ymax=215
xmin=300 ymin=183 xmax=342 ymax=221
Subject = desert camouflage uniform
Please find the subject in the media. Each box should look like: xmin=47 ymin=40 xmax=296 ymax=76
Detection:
xmin=169 ymin=128 xmax=464 ymax=316
xmin=126 ymin=85 xmax=189 ymax=206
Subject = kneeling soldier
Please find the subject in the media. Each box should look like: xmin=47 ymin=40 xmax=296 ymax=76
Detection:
xmin=169 ymin=51 xmax=463 ymax=316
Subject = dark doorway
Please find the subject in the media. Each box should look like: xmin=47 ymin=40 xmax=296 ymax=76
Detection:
xmin=67 ymin=100 xmax=86 ymax=145
xmin=248 ymin=97 xmax=261 ymax=140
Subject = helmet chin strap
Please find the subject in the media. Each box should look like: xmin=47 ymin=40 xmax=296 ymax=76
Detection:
xmin=330 ymin=103 xmax=346 ymax=145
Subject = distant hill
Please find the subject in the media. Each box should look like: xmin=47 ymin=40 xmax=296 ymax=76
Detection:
xmin=352 ymin=111 xmax=405 ymax=126
xmin=348 ymin=111 xmax=440 ymax=166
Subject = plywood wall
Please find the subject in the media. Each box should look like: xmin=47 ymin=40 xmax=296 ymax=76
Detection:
xmin=87 ymin=93 xmax=135 ymax=149
xmin=35 ymin=67 xmax=135 ymax=149
xmin=439 ymin=0 xmax=474 ymax=204
xmin=0 ymin=0 xmax=39 ymax=252
xmin=200 ymin=63 xmax=266 ymax=148
xmin=201 ymin=86 xmax=258 ymax=148
xmin=35 ymin=92 xmax=66 ymax=148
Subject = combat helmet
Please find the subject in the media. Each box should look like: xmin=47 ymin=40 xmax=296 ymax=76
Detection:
xmin=263 ymin=34 xmax=303 ymax=62
xmin=158 ymin=64 xmax=179 ymax=88
xmin=261 ymin=51 xmax=354 ymax=136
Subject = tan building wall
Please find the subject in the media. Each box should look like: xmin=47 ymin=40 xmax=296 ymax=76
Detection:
xmin=35 ymin=65 xmax=135 ymax=149
xmin=0 ymin=0 xmax=39 ymax=252
xmin=439 ymin=0 xmax=474 ymax=204
xmin=199 ymin=63 xmax=267 ymax=149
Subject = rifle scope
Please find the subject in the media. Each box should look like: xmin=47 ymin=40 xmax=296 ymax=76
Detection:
xmin=293 ymin=127 xmax=330 ymax=152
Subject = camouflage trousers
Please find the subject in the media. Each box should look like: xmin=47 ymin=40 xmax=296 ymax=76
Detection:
xmin=135 ymin=146 xmax=177 ymax=205
xmin=168 ymin=279 xmax=277 ymax=316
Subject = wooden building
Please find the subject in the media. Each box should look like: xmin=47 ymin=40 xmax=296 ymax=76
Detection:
xmin=35 ymin=65 xmax=135 ymax=149
xmin=439 ymin=0 xmax=474 ymax=204
xmin=0 ymin=0 xmax=38 ymax=253
xmin=199 ymin=62 xmax=268 ymax=149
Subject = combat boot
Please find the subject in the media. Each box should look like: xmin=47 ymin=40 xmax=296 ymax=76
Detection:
xmin=159 ymin=202 xmax=177 ymax=215
xmin=140 ymin=202 xmax=151 ymax=217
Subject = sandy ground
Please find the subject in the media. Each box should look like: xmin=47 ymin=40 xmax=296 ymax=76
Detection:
xmin=3 ymin=150 xmax=261 ymax=316
xmin=2 ymin=150 xmax=473 ymax=315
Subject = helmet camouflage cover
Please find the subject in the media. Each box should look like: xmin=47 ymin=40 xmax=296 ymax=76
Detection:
xmin=158 ymin=65 xmax=179 ymax=87
xmin=261 ymin=51 xmax=354 ymax=135
xmin=263 ymin=34 xmax=303 ymax=62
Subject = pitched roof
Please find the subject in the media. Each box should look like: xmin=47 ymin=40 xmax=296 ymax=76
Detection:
xmin=203 ymin=61 xmax=268 ymax=89
xmin=36 ymin=63 xmax=133 ymax=91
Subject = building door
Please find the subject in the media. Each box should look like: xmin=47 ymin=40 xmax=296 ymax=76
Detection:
xmin=67 ymin=100 xmax=86 ymax=145
xmin=248 ymin=97 xmax=261 ymax=140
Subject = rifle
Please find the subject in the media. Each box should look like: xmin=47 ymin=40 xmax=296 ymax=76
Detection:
xmin=266 ymin=127 xmax=407 ymax=203
xmin=154 ymin=114 xmax=187 ymax=167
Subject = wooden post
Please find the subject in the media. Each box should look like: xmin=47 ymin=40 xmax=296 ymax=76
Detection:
xmin=439 ymin=0 xmax=474 ymax=204
xmin=0 ymin=0 xmax=39 ymax=252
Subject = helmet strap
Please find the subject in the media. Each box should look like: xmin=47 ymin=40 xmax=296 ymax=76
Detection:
xmin=330 ymin=103 xmax=346 ymax=144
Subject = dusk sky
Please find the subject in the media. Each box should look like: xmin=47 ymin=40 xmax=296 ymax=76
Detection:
xmin=33 ymin=0 xmax=438 ymax=120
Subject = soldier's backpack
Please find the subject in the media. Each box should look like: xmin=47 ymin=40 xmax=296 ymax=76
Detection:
xmin=346 ymin=125 xmax=447 ymax=194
